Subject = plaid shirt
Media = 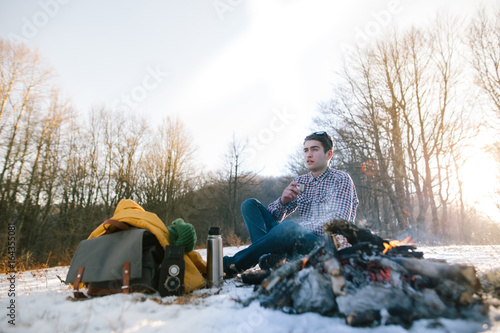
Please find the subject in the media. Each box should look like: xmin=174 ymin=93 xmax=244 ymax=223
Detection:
xmin=268 ymin=168 xmax=359 ymax=237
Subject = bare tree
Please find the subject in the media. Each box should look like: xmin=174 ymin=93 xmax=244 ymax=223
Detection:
xmin=468 ymin=8 xmax=500 ymax=116
xmin=0 ymin=39 xmax=81 ymax=259
xmin=0 ymin=40 xmax=55 ymax=201
xmin=218 ymin=134 xmax=256 ymax=236
xmin=138 ymin=116 xmax=196 ymax=223
xmin=468 ymin=7 xmax=500 ymax=220
xmin=18 ymin=90 xmax=71 ymax=247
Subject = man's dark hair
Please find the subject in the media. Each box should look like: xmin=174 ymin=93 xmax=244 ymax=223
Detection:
xmin=304 ymin=131 xmax=334 ymax=153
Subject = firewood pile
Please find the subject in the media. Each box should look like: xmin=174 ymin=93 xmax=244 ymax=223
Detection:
xmin=241 ymin=220 xmax=491 ymax=328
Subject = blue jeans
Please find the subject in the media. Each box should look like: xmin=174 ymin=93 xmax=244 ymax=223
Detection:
xmin=226 ymin=199 xmax=323 ymax=272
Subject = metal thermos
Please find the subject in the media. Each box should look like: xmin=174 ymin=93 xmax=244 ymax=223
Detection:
xmin=207 ymin=227 xmax=223 ymax=288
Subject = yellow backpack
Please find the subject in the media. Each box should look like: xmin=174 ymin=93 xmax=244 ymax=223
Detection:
xmin=68 ymin=199 xmax=206 ymax=296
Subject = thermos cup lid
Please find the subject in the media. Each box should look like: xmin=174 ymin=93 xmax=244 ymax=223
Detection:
xmin=208 ymin=227 xmax=221 ymax=235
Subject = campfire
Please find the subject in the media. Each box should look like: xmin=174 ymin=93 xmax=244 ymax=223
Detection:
xmin=382 ymin=236 xmax=413 ymax=254
xmin=242 ymin=219 xmax=489 ymax=328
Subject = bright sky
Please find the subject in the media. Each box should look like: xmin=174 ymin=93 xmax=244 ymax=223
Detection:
xmin=0 ymin=0 xmax=499 ymax=216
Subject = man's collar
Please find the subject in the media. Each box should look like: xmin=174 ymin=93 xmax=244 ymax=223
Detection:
xmin=308 ymin=167 xmax=332 ymax=181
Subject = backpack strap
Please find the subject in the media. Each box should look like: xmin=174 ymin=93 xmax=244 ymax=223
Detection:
xmin=73 ymin=266 xmax=88 ymax=298
xmin=122 ymin=262 xmax=130 ymax=294
xmin=102 ymin=219 xmax=131 ymax=234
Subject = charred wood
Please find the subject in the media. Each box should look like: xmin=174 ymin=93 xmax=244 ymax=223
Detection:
xmin=290 ymin=268 xmax=337 ymax=315
xmin=345 ymin=310 xmax=380 ymax=327
xmin=388 ymin=257 xmax=481 ymax=292
xmin=323 ymin=219 xmax=386 ymax=248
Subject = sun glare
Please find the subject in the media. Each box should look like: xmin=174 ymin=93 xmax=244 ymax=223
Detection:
xmin=460 ymin=151 xmax=500 ymax=219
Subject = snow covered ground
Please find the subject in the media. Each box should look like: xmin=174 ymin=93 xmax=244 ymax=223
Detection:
xmin=1 ymin=245 xmax=500 ymax=333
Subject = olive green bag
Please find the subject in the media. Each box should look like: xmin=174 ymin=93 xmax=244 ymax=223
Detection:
xmin=66 ymin=220 xmax=164 ymax=297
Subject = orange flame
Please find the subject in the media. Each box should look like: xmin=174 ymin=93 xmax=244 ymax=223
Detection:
xmin=301 ymin=257 xmax=308 ymax=269
xmin=383 ymin=236 xmax=414 ymax=254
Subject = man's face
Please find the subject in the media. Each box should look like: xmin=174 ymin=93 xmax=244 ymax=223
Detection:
xmin=303 ymin=140 xmax=332 ymax=173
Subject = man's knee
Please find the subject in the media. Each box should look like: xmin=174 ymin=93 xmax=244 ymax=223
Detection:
xmin=241 ymin=198 xmax=259 ymax=211
xmin=277 ymin=221 xmax=318 ymax=239
xmin=272 ymin=220 xmax=304 ymax=237
xmin=278 ymin=220 xmax=300 ymax=230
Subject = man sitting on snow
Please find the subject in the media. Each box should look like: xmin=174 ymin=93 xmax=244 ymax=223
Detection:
xmin=223 ymin=131 xmax=359 ymax=277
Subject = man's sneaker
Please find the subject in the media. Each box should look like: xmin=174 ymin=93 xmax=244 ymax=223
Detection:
xmin=223 ymin=256 xmax=240 ymax=279
xmin=258 ymin=253 xmax=287 ymax=271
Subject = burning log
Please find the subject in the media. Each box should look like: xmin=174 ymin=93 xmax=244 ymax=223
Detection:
xmin=261 ymin=259 xmax=303 ymax=292
xmin=241 ymin=219 xmax=489 ymax=328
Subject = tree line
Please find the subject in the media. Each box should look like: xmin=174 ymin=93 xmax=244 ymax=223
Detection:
xmin=1 ymin=8 xmax=500 ymax=270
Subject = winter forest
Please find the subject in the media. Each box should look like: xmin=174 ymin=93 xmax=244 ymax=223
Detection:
xmin=1 ymin=7 xmax=500 ymax=271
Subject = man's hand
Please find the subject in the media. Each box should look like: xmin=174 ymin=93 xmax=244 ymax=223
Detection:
xmin=280 ymin=182 xmax=302 ymax=205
